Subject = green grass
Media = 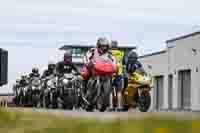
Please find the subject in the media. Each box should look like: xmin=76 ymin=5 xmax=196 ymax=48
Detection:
xmin=0 ymin=109 xmax=199 ymax=133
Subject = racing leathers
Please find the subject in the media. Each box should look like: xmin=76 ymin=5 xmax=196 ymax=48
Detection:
xmin=82 ymin=48 xmax=114 ymax=80
xmin=41 ymin=69 xmax=55 ymax=79
xmin=82 ymin=48 xmax=116 ymax=108
xmin=126 ymin=60 xmax=146 ymax=107
xmin=126 ymin=60 xmax=145 ymax=74
xmin=29 ymin=72 xmax=40 ymax=81
xmin=110 ymin=49 xmax=126 ymax=111
xmin=55 ymin=61 xmax=80 ymax=77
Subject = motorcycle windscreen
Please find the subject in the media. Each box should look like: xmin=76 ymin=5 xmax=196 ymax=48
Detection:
xmin=93 ymin=62 xmax=116 ymax=75
xmin=135 ymin=67 xmax=146 ymax=76
xmin=94 ymin=56 xmax=117 ymax=75
xmin=92 ymin=54 xmax=117 ymax=75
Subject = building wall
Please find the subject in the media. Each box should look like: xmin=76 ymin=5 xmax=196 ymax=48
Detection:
xmin=139 ymin=33 xmax=200 ymax=111
xmin=168 ymin=34 xmax=200 ymax=111
xmin=139 ymin=52 xmax=168 ymax=76
xmin=139 ymin=52 xmax=168 ymax=111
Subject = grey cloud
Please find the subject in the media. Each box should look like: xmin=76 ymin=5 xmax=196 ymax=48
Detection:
xmin=1 ymin=0 xmax=200 ymax=21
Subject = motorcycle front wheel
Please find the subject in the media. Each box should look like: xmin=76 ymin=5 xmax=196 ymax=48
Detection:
xmin=96 ymin=80 xmax=111 ymax=112
xmin=136 ymin=90 xmax=151 ymax=112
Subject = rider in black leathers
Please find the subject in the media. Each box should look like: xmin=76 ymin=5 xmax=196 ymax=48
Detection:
xmin=29 ymin=67 xmax=40 ymax=80
xmin=56 ymin=52 xmax=80 ymax=76
xmin=41 ymin=61 xmax=56 ymax=78
xmin=55 ymin=52 xmax=81 ymax=109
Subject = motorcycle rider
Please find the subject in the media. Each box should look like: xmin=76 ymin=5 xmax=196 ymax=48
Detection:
xmin=20 ymin=75 xmax=29 ymax=86
xmin=29 ymin=67 xmax=40 ymax=81
xmin=13 ymin=78 xmax=21 ymax=97
xmin=126 ymin=49 xmax=146 ymax=107
xmin=82 ymin=37 xmax=116 ymax=109
xmin=56 ymin=52 xmax=80 ymax=77
xmin=41 ymin=61 xmax=56 ymax=78
xmin=82 ymin=37 xmax=114 ymax=79
xmin=18 ymin=74 xmax=30 ymax=104
xmin=110 ymin=40 xmax=126 ymax=111
xmin=28 ymin=67 xmax=41 ymax=103
xmin=56 ymin=52 xmax=81 ymax=109
xmin=126 ymin=49 xmax=144 ymax=74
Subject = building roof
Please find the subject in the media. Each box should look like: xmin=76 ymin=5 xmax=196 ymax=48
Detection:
xmin=0 ymin=93 xmax=14 ymax=96
xmin=166 ymin=31 xmax=200 ymax=44
xmin=59 ymin=45 xmax=94 ymax=50
xmin=59 ymin=44 xmax=137 ymax=50
xmin=139 ymin=50 xmax=166 ymax=59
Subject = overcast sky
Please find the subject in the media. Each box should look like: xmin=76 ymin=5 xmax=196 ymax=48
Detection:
xmin=1 ymin=0 xmax=200 ymax=93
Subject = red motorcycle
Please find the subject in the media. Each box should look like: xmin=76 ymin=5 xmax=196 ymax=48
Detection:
xmin=81 ymin=55 xmax=117 ymax=112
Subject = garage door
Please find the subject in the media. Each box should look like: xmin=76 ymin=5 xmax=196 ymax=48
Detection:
xmin=155 ymin=76 xmax=164 ymax=110
xmin=178 ymin=70 xmax=191 ymax=110
xmin=168 ymin=75 xmax=173 ymax=109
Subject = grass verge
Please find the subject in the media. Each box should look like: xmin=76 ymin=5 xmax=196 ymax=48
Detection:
xmin=0 ymin=108 xmax=199 ymax=133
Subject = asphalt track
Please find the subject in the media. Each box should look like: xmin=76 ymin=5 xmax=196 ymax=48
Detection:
xmin=8 ymin=107 xmax=200 ymax=120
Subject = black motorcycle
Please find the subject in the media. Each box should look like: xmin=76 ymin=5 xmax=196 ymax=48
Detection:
xmin=57 ymin=73 xmax=77 ymax=110
xmin=39 ymin=75 xmax=58 ymax=109
xmin=28 ymin=77 xmax=42 ymax=107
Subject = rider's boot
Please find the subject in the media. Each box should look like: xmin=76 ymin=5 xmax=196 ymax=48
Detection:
xmin=116 ymin=92 xmax=125 ymax=112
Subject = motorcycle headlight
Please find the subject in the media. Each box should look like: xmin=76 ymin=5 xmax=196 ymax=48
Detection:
xmin=32 ymin=86 xmax=36 ymax=90
xmin=32 ymin=79 xmax=41 ymax=86
xmin=62 ymin=79 xmax=69 ymax=85
xmin=140 ymin=76 xmax=151 ymax=84
xmin=64 ymin=73 xmax=74 ymax=79
xmin=44 ymin=89 xmax=49 ymax=93
xmin=47 ymin=80 xmax=53 ymax=87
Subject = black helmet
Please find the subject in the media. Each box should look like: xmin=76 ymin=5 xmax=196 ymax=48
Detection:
xmin=111 ymin=40 xmax=118 ymax=49
xmin=48 ymin=61 xmax=56 ymax=71
xmin=64 ymin=52 xmax=72 ymax=64
xmin=96 ymin=37 xmax=110 ymax=53
xmin=32 ymin=67 xmax=39 ymax=73
xmin=128 ymin=50 xmax=138 ymax=63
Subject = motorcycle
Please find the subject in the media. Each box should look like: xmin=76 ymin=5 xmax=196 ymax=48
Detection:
xmin=57 ymin=73 xmax=77 ymax=110
xmin=17 ymin=80 xmax=29 ymax=106
xmin=13 ymin=83 xmax=20 ymax=105
xmin=39 ymin=75 xmax=58 ymax=109
xmin=29 ymin=77 xmax=42 ymax=107
xmin=82 ymin=55 xmax=117 ymax=112
xmin=73 ymin=75 xmax=84 ymax=110
xmin=124 ymin=68 xmax=152 ymax=112
xmin=13 ymin=80 xmax=28 ymax=106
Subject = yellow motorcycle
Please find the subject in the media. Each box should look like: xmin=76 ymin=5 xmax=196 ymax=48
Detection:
xmin=123 ymin=68 xmax=152 ymax=112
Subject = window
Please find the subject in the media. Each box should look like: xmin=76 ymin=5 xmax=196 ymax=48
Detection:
xmin=71 ymin=48 xmax=87 ymax=58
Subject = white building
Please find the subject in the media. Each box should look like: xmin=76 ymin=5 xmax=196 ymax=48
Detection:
xmin=139 ymin=31 xmax=200 ymax=111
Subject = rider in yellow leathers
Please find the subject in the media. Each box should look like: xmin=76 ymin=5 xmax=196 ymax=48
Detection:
xmin=109 ymin=40 xmax=126 ymax=111
xmin=125 ymin=50 xmax=147 ymax=108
